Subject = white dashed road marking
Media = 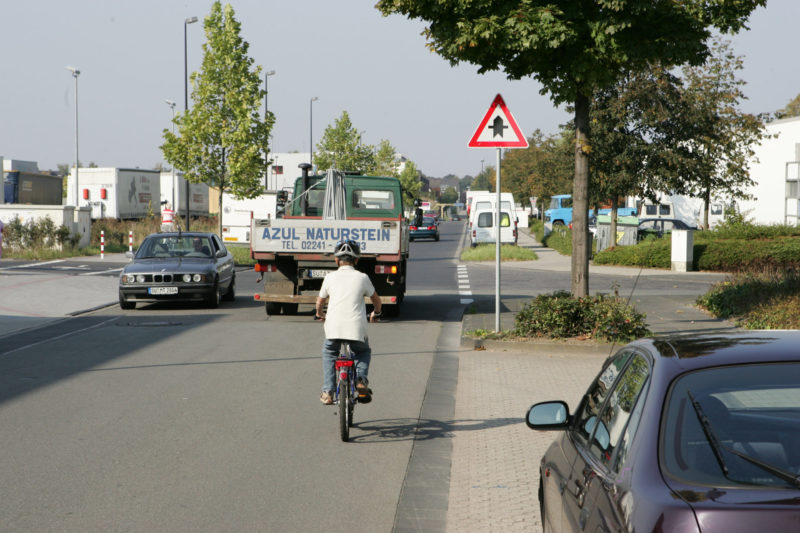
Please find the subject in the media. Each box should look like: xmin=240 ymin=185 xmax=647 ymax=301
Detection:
xmin=458 ymin=264 xmax=473 ymax=305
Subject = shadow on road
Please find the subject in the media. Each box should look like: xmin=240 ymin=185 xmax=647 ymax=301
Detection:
xmin=347 ymin=416 xmax=520 ymax=444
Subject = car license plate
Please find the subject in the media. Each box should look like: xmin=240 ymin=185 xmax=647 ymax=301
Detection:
xmin=308 ymin=270 xmax=330 ymax=279
xmin=149 ymin=286 xmax=178 ymax=295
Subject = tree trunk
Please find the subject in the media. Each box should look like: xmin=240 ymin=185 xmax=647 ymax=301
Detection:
xmin=702 ymin=185 xmax=711 ymax=230
xmin=217 ymin=149 xmax=227 ymax=238
xmin=571 ymin=93 xmax=590 ymax=298
xmin=610 ymin=196 xmax=618 ymax=248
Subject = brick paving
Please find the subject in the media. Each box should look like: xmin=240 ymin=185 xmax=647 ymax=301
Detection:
xmin=441 ymin=228 xmax=736 ymax=532
xmin=446 ymin=348 xmax=604 ymax=532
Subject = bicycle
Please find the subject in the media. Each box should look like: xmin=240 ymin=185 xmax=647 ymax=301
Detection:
xmin=334 ymin=341 xmax=357 ymax=442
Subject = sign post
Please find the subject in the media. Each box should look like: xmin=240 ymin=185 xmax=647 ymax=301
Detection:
xmin=468 ymin=94 xmax=528 ymax=332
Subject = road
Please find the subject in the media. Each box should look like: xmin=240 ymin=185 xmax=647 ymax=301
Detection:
xmin=0 ymin=222 xmax=466 ymax=532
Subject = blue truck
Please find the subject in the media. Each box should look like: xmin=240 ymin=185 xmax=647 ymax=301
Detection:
xmin=544 ymin=194 xmax=637 ymax=226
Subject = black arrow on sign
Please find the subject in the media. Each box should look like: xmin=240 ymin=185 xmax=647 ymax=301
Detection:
xmin=489 ymin=116 xmax=508 ymax=138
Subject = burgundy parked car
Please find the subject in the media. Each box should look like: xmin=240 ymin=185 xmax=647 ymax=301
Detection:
xmin=526 ymin=331 xmax=800 ymax=532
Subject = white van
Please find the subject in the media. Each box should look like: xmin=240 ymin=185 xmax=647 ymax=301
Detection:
xmin=470 ymin=207 xmax=517 ymax=247
xmin=468 ymin=192 xmax=516 ymax=229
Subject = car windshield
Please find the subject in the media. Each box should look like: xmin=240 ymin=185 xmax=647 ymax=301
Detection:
xmin=421 ymin=217 xmax=436 ymax=226
xmin=137 ymin=236 xmax=213 ymax=259
xmin=661 ymin=362 xmax=800 ymax=488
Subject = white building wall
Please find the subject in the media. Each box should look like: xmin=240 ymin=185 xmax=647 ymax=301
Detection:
xmin=266 ymin=152 xmax=312 ymax=192
xmin=0 ymin=205 xmax=91 ymax=248
xmin=741 ymin=116 xmax=800 ymax=225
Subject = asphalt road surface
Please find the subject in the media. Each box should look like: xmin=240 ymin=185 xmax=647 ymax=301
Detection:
xmin=0 ymin=222 xmax=467 ymax=532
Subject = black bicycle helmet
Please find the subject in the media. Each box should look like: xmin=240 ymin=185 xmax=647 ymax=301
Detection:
xmin=334 ymin=239 xmax=361 ymax=259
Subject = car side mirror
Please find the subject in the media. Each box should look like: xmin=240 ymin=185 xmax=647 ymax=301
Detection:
xmin=216 ymin=249 xmax=226 ymax=258
xmin=125 ymin=251 xmax=134 ymax=260
xmin=526 ymin=401 xmax=570 ymax=430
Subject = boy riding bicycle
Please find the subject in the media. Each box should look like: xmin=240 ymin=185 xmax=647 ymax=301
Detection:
xmin=315 ymin=240 xmax=382 ymax=405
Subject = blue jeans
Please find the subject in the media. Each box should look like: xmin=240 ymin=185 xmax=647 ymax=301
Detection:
xmin=322 ymin=338 xmax=371 ymax=393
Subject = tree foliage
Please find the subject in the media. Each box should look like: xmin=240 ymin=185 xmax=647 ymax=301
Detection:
xmin=776 ymin=92 xmax=800 ymax=119
xmin=377 ymin=0 xmax=765 ymax=297
xmin=501 ymin=129 xmax=573 ymax=206
xmin=672 ymin=39 xmax=770 ymax=228
xmin=314 ymin=111 xmax=376 ymax=174
xmin=398 ymin=160 xmax=422 ymax=209
xmin=371 ymin=139 xmax=399 ymax=177
xmin=161 ymin=2 xmax=271 ymax=236
xmin=471 ymin=167 xmax=493 ymax=192
xmin=587 ymin=64 xmax=688 ymax=235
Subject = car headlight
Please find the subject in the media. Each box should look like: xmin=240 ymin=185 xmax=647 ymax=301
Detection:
xmin=183 ymin=274 xmax=192 ymax=283
xmin=123 ymin=274 xmax=136 ymax=283
xmin=193 ymin=274 xmax=202 ymax=282
xmin=136 ymin=274 xmax=146 ymax=283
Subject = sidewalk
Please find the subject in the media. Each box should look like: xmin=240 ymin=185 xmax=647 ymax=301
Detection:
xmin=0 ymin=253 xmax=126 ymax=338
xmin=444 ymin=228 xmax=737 ymax=532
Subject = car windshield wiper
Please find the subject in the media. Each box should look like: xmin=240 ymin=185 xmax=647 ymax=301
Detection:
xmin=687 ymin=391 xmax=800 ymax=488
xmin=687 ymin=391 xmax=730 ymax=477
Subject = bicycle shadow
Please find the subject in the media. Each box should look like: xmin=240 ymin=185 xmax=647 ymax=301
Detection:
xmin=346 ymin=416 xmax=520 ymax=444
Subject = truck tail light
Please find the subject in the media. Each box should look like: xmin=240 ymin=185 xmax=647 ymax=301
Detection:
xmin=255 ymin=263 xmax=277 ymax=273
xmin=82 ymin=189 xmax=89 ymax=199
xmin=472 ymin=230 xmax=476 ymax=238
xmin=375 ymin=264 xmax=398 ymax=274
xmin=100 ymin=188 xmax=107 ymax=199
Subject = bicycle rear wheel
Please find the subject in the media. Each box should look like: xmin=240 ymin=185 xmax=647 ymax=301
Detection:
xmin=348 ymin=379 xmax=355 ymax=427
xmin=338 ymin=376 xmax=351 ymax=442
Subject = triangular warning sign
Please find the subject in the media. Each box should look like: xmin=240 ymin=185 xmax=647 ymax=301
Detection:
xmin=468 ymin=94 xmax=528 ymax=148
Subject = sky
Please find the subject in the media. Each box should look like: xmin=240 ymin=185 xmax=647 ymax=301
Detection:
xmin=1 ymin=1 xmax=799 ymax=179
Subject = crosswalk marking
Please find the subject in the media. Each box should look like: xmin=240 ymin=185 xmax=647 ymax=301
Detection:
xmin=458 ymin=265 xmax=473 ymax=305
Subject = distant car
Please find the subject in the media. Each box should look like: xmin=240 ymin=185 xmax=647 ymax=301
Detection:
xmin=118 ymin=232 xmax=235 ymax=309
xmin=637 ymin=217 xmax=695 ymax=240
xmin=527 ymin=331 xmax=800 ymax=533
xmin=409 ymin=216 xmax=439 ymax=241
xmin=423 ymin=210 xmax=439 ymax=223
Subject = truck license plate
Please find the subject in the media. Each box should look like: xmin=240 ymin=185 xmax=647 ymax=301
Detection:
xmin=308 ymin=270 xmax=330 ymax=279
xmin=149 ymin=286 xmax=179 ymax=295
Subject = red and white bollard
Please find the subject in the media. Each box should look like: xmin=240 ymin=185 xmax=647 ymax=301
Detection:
xmin=100 ymin=230 xmax=105 ymax=260
xmin=129 ymin=230 xmax=133 ymax=253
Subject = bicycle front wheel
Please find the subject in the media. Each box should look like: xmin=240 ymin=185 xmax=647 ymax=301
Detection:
xmin=338 ymin=377 xmax=351 ymax=442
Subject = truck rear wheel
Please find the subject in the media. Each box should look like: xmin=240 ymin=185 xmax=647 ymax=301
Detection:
xmin=266 ymin=302 xmax=282 ymax=315
xmin=282 ymin=303 xmax=298 ymax=315
xmin=383 ymin=303 xmax=400 ymax=318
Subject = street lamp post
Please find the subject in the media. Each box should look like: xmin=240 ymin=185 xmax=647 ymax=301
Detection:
xmin=165 ymin=100 xmax=177 ymax=207
xmin=65 ymin=66 xmax=80 ymax=208
xmin=309 ymin=96 xmax=318 ymax=169
xmin=184 ymin=15 xmax=198 ymax=230
xmin=264 ymin=70 xmax=276 ymax=190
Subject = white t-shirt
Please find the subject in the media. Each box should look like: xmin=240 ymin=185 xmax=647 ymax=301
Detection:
xmin=319 ymin=265 xmax=376 ymax=342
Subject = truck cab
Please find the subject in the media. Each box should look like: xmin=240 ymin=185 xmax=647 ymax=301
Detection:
xmin=544 ymin=194 xmax=573 ymax=226
xmin=251 ymin=167 xmax=409 ymax=316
